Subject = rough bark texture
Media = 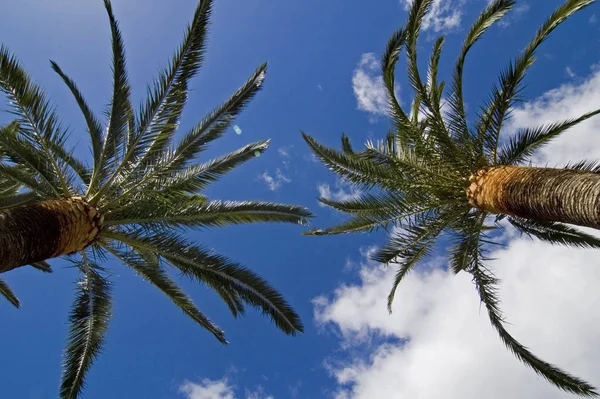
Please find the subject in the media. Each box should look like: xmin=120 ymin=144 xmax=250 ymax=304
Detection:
xmin=0 ymin=197 xmax=103 ymax=273
xmin=466 ymin=165 xmax=600 ymax=229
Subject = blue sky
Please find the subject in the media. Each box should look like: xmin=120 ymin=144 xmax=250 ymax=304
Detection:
xmin=2 ymin=1 xmax=600 ymax=398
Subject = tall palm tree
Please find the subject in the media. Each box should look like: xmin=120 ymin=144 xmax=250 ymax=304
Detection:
xmin=0 ymin=1 xmax=312 ymax=397
xmin=303 ymin=0 xmax=599 ymax=396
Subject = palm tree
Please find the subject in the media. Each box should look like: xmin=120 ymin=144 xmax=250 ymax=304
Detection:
xmin=0 ymin=1 xmax=312 ymax=397
xmin=303 ymin=0 xmax=599 ymax=396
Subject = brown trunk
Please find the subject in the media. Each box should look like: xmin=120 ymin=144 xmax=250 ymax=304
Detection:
xmin=0 ymin=197 xmax=103 ymax=273
xmin=466 ymin=165 xmax=600 ymax=229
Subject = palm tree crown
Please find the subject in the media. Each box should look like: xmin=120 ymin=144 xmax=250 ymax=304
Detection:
xmin=0 ymin=1 xmax=312 ymax=398
xmin=303 ymin=0 xmax=599 ymax=396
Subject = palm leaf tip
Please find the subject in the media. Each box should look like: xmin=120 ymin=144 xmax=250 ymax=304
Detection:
xmin=0 ymin=278 xmax=21 ymax=308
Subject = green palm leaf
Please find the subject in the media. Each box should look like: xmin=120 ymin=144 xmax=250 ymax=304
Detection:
xmin=509 ymin=217 xmax=600 ymax=248
xmin=50 ymin=61 xmax=103 ymax=180
xmin=103 ymin=243 xmax=227 ymax=343
xmin=102 ymin=229 xmax=303 ymax=336
xmin=0 ymin=46 xmax=71 ymax=196
xmin=0 ymin=277 xmax=20 ymax=308
xmin=60 ymin=257 xmax=112 ymax=399
xmin=30 ymin=260 xmax=53 ymax=273
xmin=477 ymin=0 xmax=595 ymax=162
xmin=104 ymin=198 xmax=312 ymax=228
xmin=471 ymin=260 xmax=597 ymax=397
xmin=497 ymin=109 xmax=600 ymax=165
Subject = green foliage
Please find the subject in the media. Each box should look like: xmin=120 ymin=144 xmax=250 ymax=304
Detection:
xmin=303 ymin=0 xmax=598 ymax=396
xmin=0 ymin=1 xmax=312 ymax=397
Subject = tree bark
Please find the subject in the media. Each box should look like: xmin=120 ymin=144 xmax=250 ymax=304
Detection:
xmin=466 ymin=165 xmax=600 ymax=229
xmin=0 ymin=197 xmax=103 ymax=273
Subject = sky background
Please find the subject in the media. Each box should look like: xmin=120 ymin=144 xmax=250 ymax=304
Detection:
xmin=1 ymin=0 xmax=600 ymax=398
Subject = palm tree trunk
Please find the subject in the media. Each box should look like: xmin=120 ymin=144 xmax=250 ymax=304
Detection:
xmin=0 ymin=197 xmax=103 ymax=273
xmin=466 ymin=165 xmax=600 ymax=229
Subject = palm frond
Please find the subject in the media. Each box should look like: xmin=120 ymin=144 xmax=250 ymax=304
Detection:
xmin=0 ymin=163 xmax=55 ymax=198
xmin=155 ymin=140 xmax=270 ymax=196
xmin=0 ymin=45 xmax=71 ymax=195
xmin=340 ymin=133 xmax=355 ymax=155
xmin=0 ymin=113 xmax=62 ymax=196
xmin=102 ymin=229 xmax=303 ymax=335
xmin=109 ymin=63 xmax=268 ymax=203
xmin=373 ymin=212 xmax=447 ymax=312
xmin=88 ymin=0 xmax=133 ymax=201
xmin=426 ymin=36 xmax=445 ymax=108
xmin=30 ymin=260 xmax=53 ymax=273
xmin=50 ymin=60 xmax=103 ymax=182
xmin=60 ymin=256 xmax=112 ymax=399
xmin=563 ymin=159 xmax=600 ymax=173
xmin=0 ymin=277 xmax=20 ymax=308
xmin=104 ymin=198 xmax=312 ymax=228
xmin=449 ymin=212 xmax=486 ymax=274
xmin=302 ymin=133 xmax=399 ymax=190
xmin=130 ymin=0 xmax=212 ymax=175
xmin=381 ymin=28 xmax=412 ymax=132
xmin=477 ymin=0 xmax=595 ymax=162
xmin=169 ymin=63 xmax=267 ymax=170
xmin=471 ymin=259 xmax=597 ymax=396
xmin=101 ymin=242 xmax=227 ymax=343
xmin=0 ymin=190 xmax=40 ymax=209
xmin=498 ymin=109 xmax=600 ymax=165
xmin=303 ymin=192 xmax=439 ymax=235
xmin=448 ymin=0 xmax=514 ymax=158
xmin=404 ymin=0 xmax=432 ymax=100
xmin=372 ymin=210 xmax=447 ymax=265
xmin=509 ymin=217 xmax=600 ymax=249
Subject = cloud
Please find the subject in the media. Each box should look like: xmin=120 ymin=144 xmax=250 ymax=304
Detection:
xmin=352 ymin=53 xmax=390 ymax=118
xmin=179 ymin=378 xmax=235 ymax=399
xmin=400 ymin=0 xmax=464 ymax=32
xmin=179 ymin=378 xmax=274 ymax=399
xmin=317 ymin=180 xmax=362 ymax=206
xmin=590 ymin=14 xmax=597 ymax=24
xmin=315 ymin=63 xmax=600 ymax=399
xmin=259 ymin=169 xmax=291 ymax=191
xmin=565 ymin=66 xmax=576 ymax=79
xmin=277 ymin=146 xmax=292 ymax=158
xmin=315 ymin=233 xmax=600 ymax=399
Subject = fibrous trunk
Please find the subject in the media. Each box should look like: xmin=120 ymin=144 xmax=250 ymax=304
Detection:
xmin=466 ymin=165 xmax=600 ymax=229
xmin=0 ymin=197 xmax=103 ymax=273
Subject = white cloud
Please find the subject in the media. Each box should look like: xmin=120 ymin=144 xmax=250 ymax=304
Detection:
xmin=565 ymin=66 xmax=576 ymax=79
xmin=352 ymin=53 xmax=390 ymax=118
xmin=179 ymin=378 xmax=274 ymax=399
xmin=315 ymin=234 xmax=600 ymax=399
xmin=277 ymin=146 xmax=292 ymax=158
xmin=259 ymin=169 xmax=291 ymax=191
xmin=179 ymin=378 xmax=235 ymax=399
xmin=317 ymin=180 xmax=362 ymax=206
xmin=400 ymin=0 xmax=464 ymax=32
xmin=315 ymin=63 xmax=600 ymax=399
